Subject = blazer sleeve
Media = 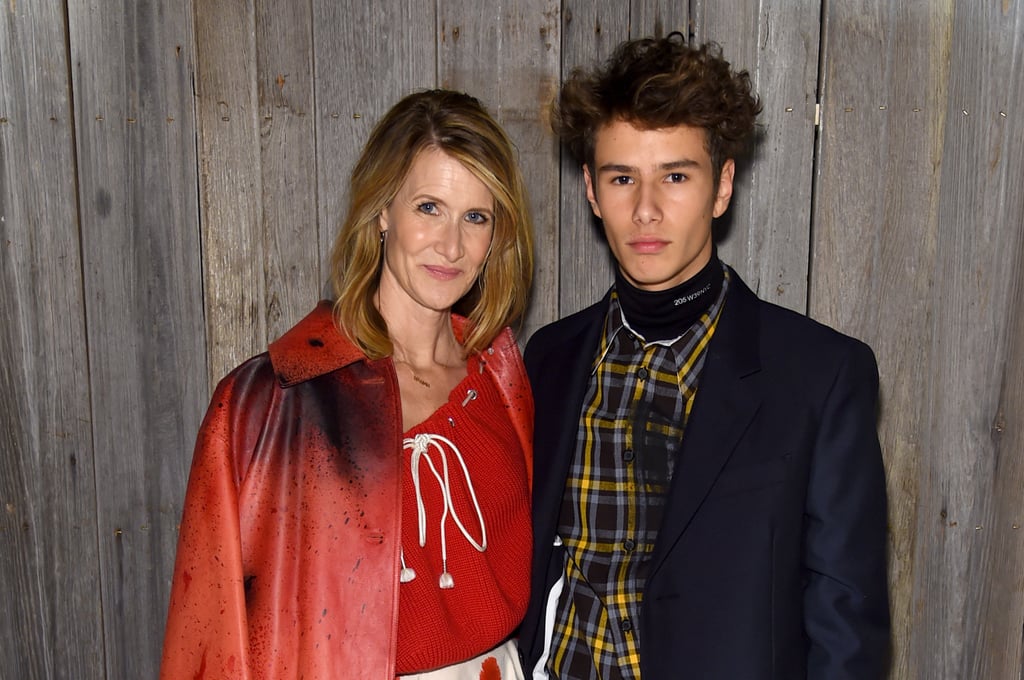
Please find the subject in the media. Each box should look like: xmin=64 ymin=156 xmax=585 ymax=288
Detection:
xmin=159 ymin=359 xmax=274 ymax=680
xmin=803 ymin=340 xmax=890 ymax=679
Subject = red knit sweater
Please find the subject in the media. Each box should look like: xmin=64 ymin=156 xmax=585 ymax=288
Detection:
xmin=395 ymin=353 xmax=532 ymax=674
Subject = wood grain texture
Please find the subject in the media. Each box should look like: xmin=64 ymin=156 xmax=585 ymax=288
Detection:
xmin=631 ymin=0 xmax=689 ymax=40
xmin=693 ymin=0 xmax=821 ymax=313
xmin=194 ymin=0 xmax=265 ymax=385
xmin=912 ymin=3 xmax=1024 ymax=678
xmin=255 ymin=0 xmax=321 ymax=342
xmin=554 ymin=1 xmax=631 ymax=318
xmin=438 ymin=0 xmax=561 ymax=338
xmin=312 ymin=0 xmax=436 ymax=297
xmin=814 ymin=3 xmax=951 ymax=675
xmin=68 ymin=0 xmax=205 ymax=676
xmin=0 ymin=3 xmax=102 ymax=679
xmin=815 ymin=1 xmax=1024 ymax=677
xmin=968 ymin=3 xmax=1024 ymax=664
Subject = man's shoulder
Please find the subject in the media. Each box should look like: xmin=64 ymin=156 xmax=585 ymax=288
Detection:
xmin=725 ymin=268 xmax=874 ymax=364
xmin=762 ymin=298 xmax=869 ymax=355
xmin=524 ymin=295 xmax=607 ymax=361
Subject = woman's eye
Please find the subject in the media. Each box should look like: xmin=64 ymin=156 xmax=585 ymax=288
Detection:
xmin=466 ymin=211 xmax=490 ymax=225
xmin=417 ymin=202 xmax=438 ymax=215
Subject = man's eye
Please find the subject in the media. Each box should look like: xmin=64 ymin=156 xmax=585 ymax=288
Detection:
xmin=667 ymin=173 xmax=686 ymax=183
xmin=417 ymin=202 xmax=438 ymax=214
xmin=611 ymin=176 xmax=633 ymax=185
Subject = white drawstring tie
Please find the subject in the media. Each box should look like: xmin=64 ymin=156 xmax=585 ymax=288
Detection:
xmin=403 ymin=432 xmax=487 ymax=589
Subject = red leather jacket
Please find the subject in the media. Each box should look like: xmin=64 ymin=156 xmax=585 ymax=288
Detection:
xmin=160 ymin=302 xmax=533 ymax=679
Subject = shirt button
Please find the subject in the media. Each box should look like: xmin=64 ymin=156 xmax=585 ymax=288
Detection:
xmin=621 ymin=618 xmax=633 ymax=632
xmin=623 ymin=449 xmax=635 ymax=462
xmin=637 ymin=367 xmax=649 ymax=380
xmin=623 ymin=539 xmax=635 ymax=552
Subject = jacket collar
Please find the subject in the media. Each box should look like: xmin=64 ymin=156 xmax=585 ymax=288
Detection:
xmin=267 ymin=300 xmax=479 ymax=388
xmin=268 ymin=301 xmax=370 ymax=387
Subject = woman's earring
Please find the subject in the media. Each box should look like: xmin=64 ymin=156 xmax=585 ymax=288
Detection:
xmin=379 ymin=230 xmax=387 ymax=245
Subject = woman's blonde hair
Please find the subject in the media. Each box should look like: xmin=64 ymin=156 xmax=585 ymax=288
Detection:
xmin=330 ymin=89 xmax=534 ymax=358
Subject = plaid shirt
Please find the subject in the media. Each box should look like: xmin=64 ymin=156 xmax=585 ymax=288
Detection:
xmin=548 ymin=270 xmax=730 ymax=680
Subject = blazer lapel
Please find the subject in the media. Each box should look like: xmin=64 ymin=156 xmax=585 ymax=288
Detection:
xmin=649 ymin=272 xmax=763 ymax=577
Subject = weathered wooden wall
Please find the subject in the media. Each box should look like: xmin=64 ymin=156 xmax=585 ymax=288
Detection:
xmin=1 ymin=1 xmax=1022 ymax=678
xmin=814 ymin=3 xmax=1024 ymax=678
xmin=0 ymin=1 xmax=101 ymax=678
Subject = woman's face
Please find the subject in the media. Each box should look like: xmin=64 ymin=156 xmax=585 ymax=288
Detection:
xmin=376 ymin=147 xmax=495 ymax=319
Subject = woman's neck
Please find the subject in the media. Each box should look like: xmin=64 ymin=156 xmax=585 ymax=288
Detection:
xmin=377 ymin=295 xmax=468 ymax=432
xmin=375 ymin=279 xmax=462 ymax=369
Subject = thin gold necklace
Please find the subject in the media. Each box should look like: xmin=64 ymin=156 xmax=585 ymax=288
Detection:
xmin=394 ymin=357 xmax=432 ymax=388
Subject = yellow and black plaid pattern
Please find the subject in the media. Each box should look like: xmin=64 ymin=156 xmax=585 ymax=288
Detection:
xmin=548 ymin=270 xmax=729 ymax=680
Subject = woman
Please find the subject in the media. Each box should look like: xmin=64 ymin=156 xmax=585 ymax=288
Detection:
xmin=160 ymin=90 xmax=535 ymax=679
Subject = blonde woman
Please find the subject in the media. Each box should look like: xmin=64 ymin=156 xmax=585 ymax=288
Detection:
xmin=161 ymin=90 xmax=535 ymax=679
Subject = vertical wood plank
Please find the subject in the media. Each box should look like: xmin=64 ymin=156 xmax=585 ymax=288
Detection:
xmin=438 ymin=0 xmax=561 ymax=338
xmin=194 ymin=0 xmax=265 ymax=384
xmin=255 ymin=0 xmax=320 ymax=340
xmin=815 ymin=1 xmax=1024 ymax=677
xmin=69 ymin=0 xmax=205 ymax=676
xmin=974 ymin=257 xmax=1024 ymax=678
xmin=814 ymin=3 xmax=952 ymax=676
xmin=312 ymin=0 xmax=436 ymax=294
xmin=692 ymin=0 xmax=821 ymax=313
xmin=198 ymin=0 xmax=320 ymax=376
xmin=555 ymin=1 xmax=630 ymax=318
xmin=917 ymin=4 xmax=1024 ymax=677
xmin=0 ymin=2 xmax=102 ymax=678
xmin=979 ymin=239 xmax=1024 ymax=678
xmin=631 ymin=0 xmax=688 ymax=39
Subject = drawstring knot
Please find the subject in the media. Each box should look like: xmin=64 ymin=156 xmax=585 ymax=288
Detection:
xmin=401 ymin=432 xmax=487 ymax=589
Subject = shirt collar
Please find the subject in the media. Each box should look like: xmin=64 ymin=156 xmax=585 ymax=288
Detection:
xmin=590 ymin=266 xmax=732 ymax=375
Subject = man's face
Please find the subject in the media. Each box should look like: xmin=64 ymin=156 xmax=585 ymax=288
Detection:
xmin=584 ymin=120 xmax=735 ymax=291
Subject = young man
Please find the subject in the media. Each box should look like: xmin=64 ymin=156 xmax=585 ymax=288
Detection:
xmin=519 ymin=34 xmax=890 ymax=679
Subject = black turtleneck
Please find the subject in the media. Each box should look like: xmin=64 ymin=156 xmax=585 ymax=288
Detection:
xmin=614 ymin=254 xmax=724 ymax=342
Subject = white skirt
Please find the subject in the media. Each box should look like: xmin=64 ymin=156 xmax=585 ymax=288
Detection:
xmin=398 ymin=638 xmax=525 ymax=680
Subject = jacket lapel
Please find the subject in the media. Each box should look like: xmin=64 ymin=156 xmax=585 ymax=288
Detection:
xmin=649 ymin=271 xmax=763 ymax=577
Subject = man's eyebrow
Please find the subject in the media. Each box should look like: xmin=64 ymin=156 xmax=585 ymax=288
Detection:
xmin=596 ymin=163 xmax=638 ymax=174
xmin=596 ymin=159 xmax=701 ymax=173
xmin=659 ymin=159 xmax=701 ymax=170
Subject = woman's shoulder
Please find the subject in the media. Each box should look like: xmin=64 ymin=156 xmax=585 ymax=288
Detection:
xmin=268 ymin=301 xmax=369 ymax=387
xmin=478 ymin=325 xmax=527 ymax=384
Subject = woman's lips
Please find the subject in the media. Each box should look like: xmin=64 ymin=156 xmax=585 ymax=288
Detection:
xmin=423 ymin=265 xmax=462 ymax=280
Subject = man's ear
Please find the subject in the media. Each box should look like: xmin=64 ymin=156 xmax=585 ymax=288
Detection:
xmin=713 ymin=159 xmax=735 ymax=218
xmin=583 ymin=164 xmax=602 ymax=218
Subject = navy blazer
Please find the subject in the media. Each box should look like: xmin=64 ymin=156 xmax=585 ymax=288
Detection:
xmin=520 ymin=268 xmax=890 ymax=680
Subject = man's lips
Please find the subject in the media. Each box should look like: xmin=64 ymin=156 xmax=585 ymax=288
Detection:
xmin=628 ymin=239 xmax=669 ymax=254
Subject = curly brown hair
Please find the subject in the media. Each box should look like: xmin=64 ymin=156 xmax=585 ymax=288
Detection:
xmin=551 ymin=33 xmax=762 ymax=180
